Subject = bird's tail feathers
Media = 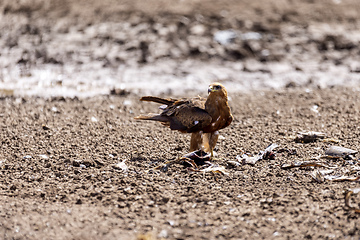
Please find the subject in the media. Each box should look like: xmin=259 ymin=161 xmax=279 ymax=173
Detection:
xmin=134 ymin=113 xmax=168 ymax=122
xmin=140 ymin=96 xmax=175 ymax=105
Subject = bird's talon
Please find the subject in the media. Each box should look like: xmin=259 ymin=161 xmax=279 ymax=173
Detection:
xmin=182 ymin=158 xmax=199 ymax=169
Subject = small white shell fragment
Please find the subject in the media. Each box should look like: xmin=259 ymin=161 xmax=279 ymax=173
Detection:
xmin=91 ymin=116 xmax=98 ymax=122
xmin=214 ymin=30 xmax=237 ymax=45
xmin=113 ymin=160 xmax=128 ymax=171
xmin=310 ymin=105 xmax=319 ymax=113
xmin=351 ymin=188 xmax=360 ymax=194
xmin=123 ymin=100 xmax=132 ymax=106
xmin=325 ymin=146 xmax=357 ymax=157
xmin=158 ymin=229 xmax=168 ymax=238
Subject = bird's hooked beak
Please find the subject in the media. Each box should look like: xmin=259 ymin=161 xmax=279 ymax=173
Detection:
xmin=208 ymin=85 xmax=215 ymax=94
xmin=208 ymin=83 xmax=225 ymax=95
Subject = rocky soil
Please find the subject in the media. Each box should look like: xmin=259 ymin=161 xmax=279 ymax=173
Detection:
xmin=1 ymin=88 xmax=360 ymax=239
xmin=0 ymin=0 xmax=360 ymax=239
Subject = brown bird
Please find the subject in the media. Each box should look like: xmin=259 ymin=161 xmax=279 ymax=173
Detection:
xmin=134 ymin=82 xmax=233 ymax=157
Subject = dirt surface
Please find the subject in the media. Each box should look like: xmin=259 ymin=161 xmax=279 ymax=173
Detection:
xmin=1 ymin=0 xmax=360 ymax=239
xmin=1 ymin=88 xmax=360 ymax=239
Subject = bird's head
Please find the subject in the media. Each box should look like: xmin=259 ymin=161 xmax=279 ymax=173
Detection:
xmin=208 ymin=82 xmax=228 ymax=98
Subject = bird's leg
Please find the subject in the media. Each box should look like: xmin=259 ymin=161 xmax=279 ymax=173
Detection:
xmin=203 ymin=131 xmax=219 ymax=159
xmin=209 ymin=131 xmax=219 ymax=158
xmin=202 ymin=133 xmax=211 ymax=156
xmin=190 ymin=131 xmax=203 ymax=152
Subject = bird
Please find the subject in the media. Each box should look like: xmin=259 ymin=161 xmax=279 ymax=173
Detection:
xmin=134 ymin=82 xmax=233 ymax=158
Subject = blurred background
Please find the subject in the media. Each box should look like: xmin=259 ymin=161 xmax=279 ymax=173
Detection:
xmin=0 ymin=0 xmax=360 ymax=97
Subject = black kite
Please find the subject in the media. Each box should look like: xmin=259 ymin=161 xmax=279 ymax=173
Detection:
xmin=135 ymin=82 xmax=233 ymax=157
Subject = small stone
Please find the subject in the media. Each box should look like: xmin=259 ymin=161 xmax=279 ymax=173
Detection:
xmin=158 ymin=229 xmax=168 ymax=238
xmin=91 ymin=117 xmax=98 ymax=122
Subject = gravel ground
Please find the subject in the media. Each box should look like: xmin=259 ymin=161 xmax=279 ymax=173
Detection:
xmin=0 ymin=0 xmax=360 ymax=239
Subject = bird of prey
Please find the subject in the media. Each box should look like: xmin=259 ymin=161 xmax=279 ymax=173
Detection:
xmin=134 ymin=82 xmax=233 ymax=158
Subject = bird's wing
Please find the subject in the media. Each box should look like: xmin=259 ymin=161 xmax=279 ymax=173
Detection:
xmin=161 ymin=98 xmax=212 ymax=133
xmin=221 ymin=114 xmax=233 ymax=129
xmin=135 ymin=96 xmax=212 ymax=133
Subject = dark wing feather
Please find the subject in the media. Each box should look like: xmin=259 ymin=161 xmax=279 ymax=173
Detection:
xmin=222 ymin=114 xmax=233 ymax=129
xmin=161 ymin=98 xmax=212 ymax=133
xmin=135 ymin=96 xmax=212 ymax=133
xmin=140 ymin=96 xmax=176 ymax=105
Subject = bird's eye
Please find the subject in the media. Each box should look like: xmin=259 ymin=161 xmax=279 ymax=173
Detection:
xmin=214 ymin=85 xmax=221 ymax=90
